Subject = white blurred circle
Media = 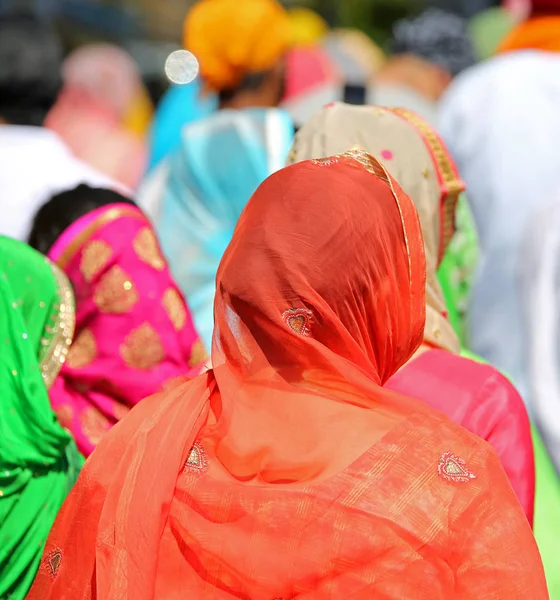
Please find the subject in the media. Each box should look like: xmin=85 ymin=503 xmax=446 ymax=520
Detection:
xmin=164 ymin=50 xmax=199 ymax=85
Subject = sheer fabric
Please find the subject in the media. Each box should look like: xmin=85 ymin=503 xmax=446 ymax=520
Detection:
xmin=47 ymin=204 xmax=204 ymax=456
xmin=288 ymin=103 xmax=535 ymax=521
xmin=389 ymin=349 xmax=535 ymax=521
xmin=31 ymin=154 xmax=546 ymax=598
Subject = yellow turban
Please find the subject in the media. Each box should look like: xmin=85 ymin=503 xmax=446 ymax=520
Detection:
xmin=184 ymin=0 xmax=291 ymax=92
xmin=288 ymin=7 xmax=329 ymax=47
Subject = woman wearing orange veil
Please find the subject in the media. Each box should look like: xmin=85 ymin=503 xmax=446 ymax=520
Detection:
xmin=288 ymin=103 xmax=535 ymax=523
xmin=30 ymin=153 xmax=547 ymax=599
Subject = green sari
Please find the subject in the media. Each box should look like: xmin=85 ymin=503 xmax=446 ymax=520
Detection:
xmin=437 ymin=194 xmax=479 ymax=347
xmin=0 ymin=236 xmax=83 ymax=599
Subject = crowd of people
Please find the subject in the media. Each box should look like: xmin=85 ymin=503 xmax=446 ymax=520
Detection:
xmin=1 ymin=0 xmax=560 ymax=597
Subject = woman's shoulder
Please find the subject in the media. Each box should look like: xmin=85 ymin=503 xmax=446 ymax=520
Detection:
xmin=422 ymin=349 xmax=524 ymax=405
xmin=397 ymin=406 xmax=514 ymax=502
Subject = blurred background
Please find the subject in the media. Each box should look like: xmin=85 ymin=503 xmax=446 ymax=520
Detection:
xmin=0 ymin=0 xmax=503 ymax=105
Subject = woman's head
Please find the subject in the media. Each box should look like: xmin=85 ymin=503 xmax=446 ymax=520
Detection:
xmin=288 ymin=103 xmax=464 ymax=353
xmin=62 ymin=44 xmax=150 ymax=126
xmin=28 ymin=185 xmax=136 ymax=256
xmin=183 ymin=0 xmax=291 ymax=107
xmin=40 ymin=201 xmax=204 ymax=456
xmin=215 ymin=152 xmax=426 ymax=385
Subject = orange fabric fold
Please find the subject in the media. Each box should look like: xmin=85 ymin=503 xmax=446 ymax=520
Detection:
xmin=30 ymin=153 xmax=548 ymax=598
xmin=498 ymin=16 xmax=560 ymax=53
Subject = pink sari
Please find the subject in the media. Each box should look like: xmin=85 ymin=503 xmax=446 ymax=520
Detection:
xmin=48 ymin=204 xmax=206 ymax=456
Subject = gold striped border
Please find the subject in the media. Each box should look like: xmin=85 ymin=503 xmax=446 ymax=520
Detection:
xmin=389 ymin=107 xmax=464 ymax=260
xmin=56 ymin=206 xmax=147 ymax=270
xmin=41 ymin=261 xmax=76 ymax=389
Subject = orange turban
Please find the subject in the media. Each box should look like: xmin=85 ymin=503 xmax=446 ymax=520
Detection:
xmin=184 ymin=0 xmax=291 ymax=92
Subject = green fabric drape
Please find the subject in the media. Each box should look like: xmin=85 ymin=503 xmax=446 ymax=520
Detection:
xmin=0 ymin=236 xmax=82 ymax=600
xmin=438 ymin=194 xmax=479 ymax=346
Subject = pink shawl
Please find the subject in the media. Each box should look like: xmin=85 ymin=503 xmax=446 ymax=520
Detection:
xmin=48 ymin=204 xmax=206 ymax=456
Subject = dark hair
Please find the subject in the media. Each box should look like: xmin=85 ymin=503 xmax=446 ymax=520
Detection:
xmin=218 ymin=71 xmax=271 ymax=105
xmin=391 ymin=8 xmax=476 ymax=77
xmin=28 ymin=185 xmax=137 ymax=255
xmin=0 ymin=12 xmax=63 ymax=126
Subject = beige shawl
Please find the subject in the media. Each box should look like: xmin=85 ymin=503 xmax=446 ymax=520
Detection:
xmin=287 ymin=103 xmax=463 ymax=354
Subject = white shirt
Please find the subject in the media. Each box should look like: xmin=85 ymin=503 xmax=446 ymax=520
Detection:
xmin=0 ymin=125 xmax=121 ymax=241
xmin=439 ymin=51 xmax=560 ymax=408
xmin=521 ymin=200 xmax=560 ymax=471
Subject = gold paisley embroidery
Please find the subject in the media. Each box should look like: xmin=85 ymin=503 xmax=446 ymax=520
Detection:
xmin=188 ymin=339 xmax=208 ymax=368
xmin=80 ymin=407 xmax=110 ymax=447
xmin=67 ymin=328 xmax=97 ymax=369
xmin=184 ymin=441 xmax=208 ymax=474
xmin=46 ymin=548 xmax=63 ymax=579
xmin=93 ymin=265 xmax=139 ymax=314
xmin=162 ymin=288 xmax=187 ymax=331
xmin=438 ymin=452 xmax=476 ymax=483
xmin=120 ymin=323 xmax=165 ymax=370
xmin=133 ymin=228 xmax=165 ymax=271
xmin=80 ymin=240 xmax=113 ymax=282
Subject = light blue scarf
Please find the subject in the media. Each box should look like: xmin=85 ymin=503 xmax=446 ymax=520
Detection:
xmin=148 ymin=80 xmax=217 ymax=171
xmin=151 ymin=108 xmax=294 ymax=349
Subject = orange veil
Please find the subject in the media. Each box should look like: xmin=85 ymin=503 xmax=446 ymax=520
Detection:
xmin=31 ymin=153 xmax=547 ymax=598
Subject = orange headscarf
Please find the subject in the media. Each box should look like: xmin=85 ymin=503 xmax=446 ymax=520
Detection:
xmin=184 ymin=0 xmax=291 ymax=92
xmin=498 ymin=14 xmax=560 ymax=52
xmin=30 ymin=153 xmax=547 ymax=598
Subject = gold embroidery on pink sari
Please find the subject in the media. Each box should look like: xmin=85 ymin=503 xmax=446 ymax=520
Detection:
xmin=55 ymin=404 xmax=74 ymax=429
xmin=112 ymin=401 xmax=131 ymax=421
xmin=67 ymin=328 xmax=97 ymax=369
xmin=93 ymin=265 xmax=139 ymax=314
xmin=80 ymin=407 xmax=110 ymax=447
xmin=120 ymin=323 xmax=165 ymax=370
xmin=188 ymin=339 xmax=208 ymax=368
xmin=133 ymin=228 xmax=165 ymax=271
xmin=162 ymin=287 xmax=187 ymax=331
xmin=79 ymin=240 xmax=113 ymax=282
